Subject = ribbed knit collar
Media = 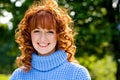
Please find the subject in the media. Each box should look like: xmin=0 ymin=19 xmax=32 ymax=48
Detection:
xmin=31 ymin=50 xmax=67 ymax=71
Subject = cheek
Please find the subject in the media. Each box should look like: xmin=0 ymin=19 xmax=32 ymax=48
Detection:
xmin=52 ymin=36 xmax=57 ymax=43
xmin=31 ymin=35 xmax=34 ymax=44
xmin=31 ymin=34 xmax=37 ymax=43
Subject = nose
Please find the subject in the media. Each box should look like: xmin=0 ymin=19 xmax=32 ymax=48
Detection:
xmin=40 ymin=33 xmax=47 ymax=42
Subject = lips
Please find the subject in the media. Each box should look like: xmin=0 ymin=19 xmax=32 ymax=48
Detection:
xmin=37 ymin=43 xmax=49 ymax=48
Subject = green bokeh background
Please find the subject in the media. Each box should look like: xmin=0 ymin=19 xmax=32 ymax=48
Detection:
xmin=0 ymin=0 xmax=120 ymax=80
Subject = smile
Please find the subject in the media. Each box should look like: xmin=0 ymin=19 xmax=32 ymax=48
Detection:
xmin=37 ymin=43 xmax=49 ymax=48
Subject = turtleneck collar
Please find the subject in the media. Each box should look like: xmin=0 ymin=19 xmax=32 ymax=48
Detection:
xmin=31 ymin=50 xmax=67 ymax=71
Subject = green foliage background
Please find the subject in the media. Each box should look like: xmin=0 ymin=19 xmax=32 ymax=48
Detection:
xmin=0 ymin=0 xmax=120 ymax=80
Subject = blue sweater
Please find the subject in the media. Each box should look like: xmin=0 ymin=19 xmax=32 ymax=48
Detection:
xmin=10 ymin=50 xmax=91 ymax=80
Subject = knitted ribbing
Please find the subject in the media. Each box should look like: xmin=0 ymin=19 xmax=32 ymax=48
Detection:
xmin=31 ymin=50 xmax=67 ymax=71
xmin=9 ymin=50 xmax=91 ymax=80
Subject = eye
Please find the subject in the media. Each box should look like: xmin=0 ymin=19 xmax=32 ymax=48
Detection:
xmin=47 ymin=30 xmax=56 ymax=34
xmin=33 ymin=29 xmax=40 ymax=33
xmin=48 ymin=31 xmax=54 ymax=33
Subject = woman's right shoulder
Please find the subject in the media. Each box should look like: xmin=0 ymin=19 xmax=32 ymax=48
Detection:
xmin=9 ymin=67 xmax=26 ymax=80
xmin=12 ymin=66 xmax=26 ymax=74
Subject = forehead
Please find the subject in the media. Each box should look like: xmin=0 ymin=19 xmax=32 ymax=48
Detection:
xmin=29 ymin=10 xmax=57 ymax=31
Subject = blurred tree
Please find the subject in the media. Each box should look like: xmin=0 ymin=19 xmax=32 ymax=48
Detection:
xmin=61 ymin=0 xmax=120 ymax=80
xmin=0 ymin=0 xmax=33 ymax=73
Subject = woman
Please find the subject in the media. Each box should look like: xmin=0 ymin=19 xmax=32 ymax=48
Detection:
xmin=10 ymin=0 xmax=91 ymax=80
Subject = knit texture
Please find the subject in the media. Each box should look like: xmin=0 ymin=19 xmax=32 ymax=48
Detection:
xmin=10 ymin=50 xmax=91 ymax=80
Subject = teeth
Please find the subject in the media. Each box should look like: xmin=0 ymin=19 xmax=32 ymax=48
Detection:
xmin=38 ymin=43 xmax=49 ymax=47
xmin=40 ymin=44 xmax=47 ymax=46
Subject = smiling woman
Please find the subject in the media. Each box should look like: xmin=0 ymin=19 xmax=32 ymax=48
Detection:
xmin=9 ymin=0 xmax=91 ymax=80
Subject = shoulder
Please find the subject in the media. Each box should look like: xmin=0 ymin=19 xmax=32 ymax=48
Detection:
xmin=68 ymin=62 xmax=91 ymax=80
xmin=70 ymin=62 xmax=88 ymax=71
xmin=9 ymin=67 xmax=26 ymax=80
xmin=67 ymin=62 xmax=87 ymax=71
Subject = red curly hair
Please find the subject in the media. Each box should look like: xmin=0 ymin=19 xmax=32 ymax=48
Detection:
xmin=15 ymin=0 xmax=77 ymax=71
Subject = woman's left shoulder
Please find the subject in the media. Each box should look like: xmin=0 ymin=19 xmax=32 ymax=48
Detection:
xmin=70 ymin=62 xmax=87 ymax=69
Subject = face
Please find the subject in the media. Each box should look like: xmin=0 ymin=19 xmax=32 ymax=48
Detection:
xmin=31 ymin=27 xmax=57 ymax=56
